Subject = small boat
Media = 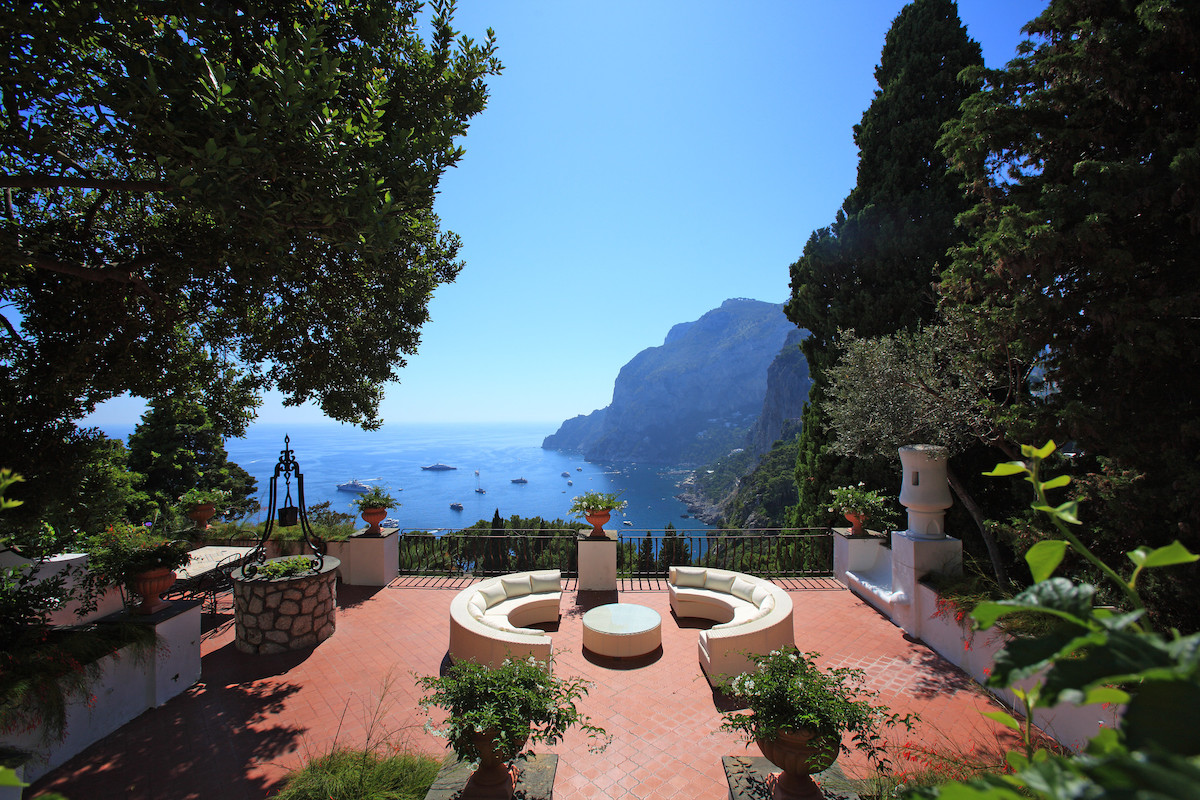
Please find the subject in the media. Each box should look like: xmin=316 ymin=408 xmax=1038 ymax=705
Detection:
xmin=511 ymin=477 xmax=528 ymax=484
xmin=567 ymin=480 xmax=573 ymax=486
xmin=576 ymin=468 xmax=582 ymax=472
xmin=561 ymin=471 xmax=571 ymax=477
xmin=622 ymin=521 xmax=633 ymax=526
xmin=422 ymin=463 xmax=457 ymax=471
xmin=337 ymin=479 xmax=372 ymax=493
xmin=475 ymin=470 xmax=486 ymax=494
xmin=382 ymin=517 xmax=400 ymax=528
xmin=450 ymin=502 xmax=464 ymax=511
xmin=475 ymin=488 xmax=487 ymax=494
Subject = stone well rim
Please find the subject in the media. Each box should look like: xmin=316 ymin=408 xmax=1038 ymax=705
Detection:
xmin=231 ymin=555 xmax=341 ymax=583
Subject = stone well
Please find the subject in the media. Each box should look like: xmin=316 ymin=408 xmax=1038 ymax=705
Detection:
xmin=231 ymin=556 xmax=340 ymax=655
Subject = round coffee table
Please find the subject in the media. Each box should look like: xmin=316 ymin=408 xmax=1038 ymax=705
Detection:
xmin=582 ymin=603 xmax=662 ymax=658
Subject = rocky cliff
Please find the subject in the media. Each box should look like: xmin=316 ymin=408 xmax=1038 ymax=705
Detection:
xmin=542 ymin=299 xmax=800 ymax=465
xmin=747 ymin=328 xmax=811 ymax=457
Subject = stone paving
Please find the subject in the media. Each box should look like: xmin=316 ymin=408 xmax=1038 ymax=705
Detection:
xmin=29 ymin=576 xmax=1022 ymax=799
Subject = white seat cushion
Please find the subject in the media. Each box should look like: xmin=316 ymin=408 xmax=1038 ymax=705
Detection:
xmin=501 ymin=574 xmax=532 ymax=598
xmin=478 ymin=581 xmax=506 ymax=608
xmin=529 ymin=570 xmax=561 ymax=594
xmin=673 ymin=566 xmax=707 ymax=587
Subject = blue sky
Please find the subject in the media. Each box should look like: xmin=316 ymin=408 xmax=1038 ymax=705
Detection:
xmin=88 ymin=1 xmax=1047 ymax=430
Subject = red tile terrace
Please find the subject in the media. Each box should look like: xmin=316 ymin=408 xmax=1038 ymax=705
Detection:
xmin=29 ymin=574 xmax=1027 ymax=800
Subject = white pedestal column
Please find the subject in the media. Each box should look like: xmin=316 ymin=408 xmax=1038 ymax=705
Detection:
xmin=577 ymin=531 xmax=617 ymax=591
xmin=899 ymin=444 xmax=953 ymax=539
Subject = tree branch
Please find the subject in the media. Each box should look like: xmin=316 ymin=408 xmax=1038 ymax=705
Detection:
xmin=0 ymin=311 xmax=25 ymax=345
xmin=0 ymin=175 xmax=172 ymax=192
xmin=33 ymin=257 xmax=166 ymax=308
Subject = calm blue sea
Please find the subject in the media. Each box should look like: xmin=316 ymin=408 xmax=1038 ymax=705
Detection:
xmin=98 ymin=421 xmax=714 ymax=534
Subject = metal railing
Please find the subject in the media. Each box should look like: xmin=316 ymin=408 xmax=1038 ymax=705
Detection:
xmin=396 ymin=527 xmax=834 ymax=579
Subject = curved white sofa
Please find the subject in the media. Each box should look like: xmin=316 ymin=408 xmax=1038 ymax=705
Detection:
xmin=668 ymin=566 xmax=795 ymax=684
xmin=448 ymin=570 xmax=563 ymax=666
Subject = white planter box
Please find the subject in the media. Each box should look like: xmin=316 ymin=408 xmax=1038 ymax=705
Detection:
xmin=913 ymin=583 xmax=1120 ymax=751
xmin=327 ymin=529 xmax=399 ymax=586
xmin=1 ymin=602 xmax=201 ymax=784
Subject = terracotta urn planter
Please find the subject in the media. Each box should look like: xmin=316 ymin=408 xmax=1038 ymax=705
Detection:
xmin=360 ymin=506 xmax=387 ymax=536
xmin=755 ymin=728 xmax=841 ymax=800
xmin=463 ymin=727 xmax=529 ymax=800
xmin=583 ymin=509 xmax=611 ymax=538
xmin=128 ymin=566 xmax=177 ymax=615
xmin=186 ymin=502 xmax=216 ymax=530
xmin=844 ymin=511 xmax=866 ymax=536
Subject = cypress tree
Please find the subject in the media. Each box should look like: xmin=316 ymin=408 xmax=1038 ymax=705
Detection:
xmin=785 ymin=0 xmax=983 ymax=525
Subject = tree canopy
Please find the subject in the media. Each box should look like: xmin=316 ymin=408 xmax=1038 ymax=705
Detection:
xmin=0 ymin=0 xmax=500 ymax=513
xmin=937 ymin=0 xmax=1200 ymax=626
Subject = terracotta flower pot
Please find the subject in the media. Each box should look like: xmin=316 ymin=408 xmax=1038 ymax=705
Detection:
xmin=844 ymin=510 xmax=866 ymax=536
xmin=186 ymin=502 xmax=216 ymax=530
xmin=128 ymin=567 xmax=177 ymax=615
xmin=755 ymin=728 xmax=841 ymax=800
xmin=360 ymin=506 xmax=387 ymax=535
xmin=583 ymin=509 xmax=611 ymax=538
xmin=463 ymin=727 xmax=529 ymax=799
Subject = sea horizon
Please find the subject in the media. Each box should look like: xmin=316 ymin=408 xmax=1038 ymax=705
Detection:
xmin=96 ymin=419 xmax=716 ymax=534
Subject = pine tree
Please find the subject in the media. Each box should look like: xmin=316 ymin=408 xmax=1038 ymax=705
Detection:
xmin=784 ymin=0 xmax=983 ymax=525
xmin=126 ymin=393 xmax=257 ymax=519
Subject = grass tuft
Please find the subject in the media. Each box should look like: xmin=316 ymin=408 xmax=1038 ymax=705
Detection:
xmin=272 ymin=747 xmax=440 ymax=800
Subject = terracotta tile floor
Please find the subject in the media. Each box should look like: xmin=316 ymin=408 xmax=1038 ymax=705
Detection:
xmin=30 ymin=577 xmax=1021 ymax=799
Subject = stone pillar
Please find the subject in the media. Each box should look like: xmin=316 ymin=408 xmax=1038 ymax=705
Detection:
xmin=232 ymin=557 xmax=340 ymax=654
xmin=577 ymin=531 xmax=617 ymax=591
xmin=898 ymin=444 xmax=953 ymax=539
xmin=889 ymin=530 xmax=962 ymax=635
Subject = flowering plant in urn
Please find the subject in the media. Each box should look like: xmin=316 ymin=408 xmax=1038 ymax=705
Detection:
xmin=569 ymin=490 xmax=626 ymax=538
xmin=828 ymin=482 xmax=896 ymax=534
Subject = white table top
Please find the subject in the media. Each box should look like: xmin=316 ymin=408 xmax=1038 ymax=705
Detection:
xmin=177 ymin=546 xmax=254 ymax=580
xmin=581 ymin=603 xmax=661 ymax=635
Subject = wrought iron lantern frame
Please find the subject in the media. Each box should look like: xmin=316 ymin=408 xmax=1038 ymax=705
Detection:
xmin=245 ymin=435 xmax=325 ymax=576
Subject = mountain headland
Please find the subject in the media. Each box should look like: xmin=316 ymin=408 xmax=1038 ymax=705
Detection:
xmin=543 ymin=299 xmax=810 ymax=479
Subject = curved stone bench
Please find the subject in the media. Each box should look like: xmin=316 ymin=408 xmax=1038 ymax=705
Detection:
xmin=448 ymin=569 xmax=563 ymax=666
xmin=667 ymin=566 xmax=795 ymax=684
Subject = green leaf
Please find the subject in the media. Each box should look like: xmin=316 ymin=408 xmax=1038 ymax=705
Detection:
xmin=1026 ymin=539 xmax=1069 ymax=582
xmin=1023 ymin=440 xmax=1057 ymax=460
xmin=1127 ymin=541 xmax=1199 ymax=569
xmin=984 ymin=461 xmax=1027 ymax=477
xmin=1082 ymin=686 xmax=1130 ymax=706
xmin=0 ymin=768 xmax=26 ymax=788
xmin=1040 ymin=474 xmax=1071 ymax=490
xmin=972 ymin=578 xmax=1095 ymax=628
xmin=980 ymin=710 xmax=1021 ymax=731
xmin=1122 ymin=680 xmax=1200 ymax=756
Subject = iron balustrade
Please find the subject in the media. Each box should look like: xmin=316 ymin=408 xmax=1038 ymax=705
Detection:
xmin=396 ymin=528 xmax=834 ymax=578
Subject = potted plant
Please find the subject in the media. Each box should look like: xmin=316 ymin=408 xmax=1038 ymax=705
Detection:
xmin=828 ymin=483 xmax=896 ymax=536
xmin=418 ymin=657 xmax=608 ymax=798
xmin=349 ymin=486 xmax=397 ymax=536
xmin=178 ymin=487 xmax=229 ymax=530
xmin=567 ymin=490 xmax=627 ymax=538
xmin=720 ymin=647 xmax=915 ymax=799
xmin=85 ymin=524 xmax=191 ymax=614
